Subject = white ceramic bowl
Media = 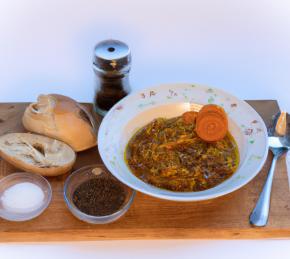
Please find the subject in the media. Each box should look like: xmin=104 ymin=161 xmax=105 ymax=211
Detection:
xmin=98 ymin=83 xmax=268 ymax=201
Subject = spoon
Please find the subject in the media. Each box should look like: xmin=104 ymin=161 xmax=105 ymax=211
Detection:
xmin=249 ymin=113 xmax=290 ymax=227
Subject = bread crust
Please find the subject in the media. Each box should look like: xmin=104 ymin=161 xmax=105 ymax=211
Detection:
xmin=22 ymin=94 xmax=97 ymax=152
xmin=0 ymin=133 xmax=76 ymax=176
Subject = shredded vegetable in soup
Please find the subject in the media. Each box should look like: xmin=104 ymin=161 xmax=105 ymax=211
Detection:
xmin=125 ymin=114 xmax=239 ymax=192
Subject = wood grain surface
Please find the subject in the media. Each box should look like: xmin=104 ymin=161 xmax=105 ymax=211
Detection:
xmin=0 ymin=100 xmax=290 ymax=241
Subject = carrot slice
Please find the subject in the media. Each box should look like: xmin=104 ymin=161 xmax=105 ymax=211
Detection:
xmin=197 ymin=104 xmax=227 ymax=122
xmin=196 ymin=104 xmax=228 ymax=142
xmin=182 ymin=111 xmax=198 ymax=124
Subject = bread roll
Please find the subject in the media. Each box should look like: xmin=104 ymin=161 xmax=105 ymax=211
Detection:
xmin=22 ymin=94 xmax=97 ymax=152
xmin=0 ymin=133 xmax=76 ymax=176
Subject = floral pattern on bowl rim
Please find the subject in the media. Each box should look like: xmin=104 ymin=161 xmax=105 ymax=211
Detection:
xmin=98 ymin=83 xmax=268 ymax=201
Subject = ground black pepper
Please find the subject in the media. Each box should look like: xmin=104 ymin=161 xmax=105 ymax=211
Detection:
xmin=94 ymin=75 xmax=130 ymax=111
xmin=72 ymin=178 xmax=127 ymax=216
xmin=93 ymin=39 xmax=131 ymax=116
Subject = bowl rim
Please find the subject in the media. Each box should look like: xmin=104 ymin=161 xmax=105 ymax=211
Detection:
xmin=98 ymin=83 xmax=269 ymax=201
xmin=63 ymin=164 xmax=136 ymax=222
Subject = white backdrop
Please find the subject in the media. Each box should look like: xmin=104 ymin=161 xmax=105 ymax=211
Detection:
xmin=0 ymin=0 xmax=290 ymax=110
xmin=1 ymin=0 xmax=290 ymax=258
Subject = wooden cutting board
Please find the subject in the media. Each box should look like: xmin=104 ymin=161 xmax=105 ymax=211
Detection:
xmin=0 ymin=100 xmax=289 ymax=241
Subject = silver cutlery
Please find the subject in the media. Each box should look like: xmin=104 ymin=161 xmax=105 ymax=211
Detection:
xmin=249 ymin=112 xmax=289 ymax=227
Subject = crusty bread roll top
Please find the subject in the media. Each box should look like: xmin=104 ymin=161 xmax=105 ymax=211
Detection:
xmin=22 ymin=94 xmax=97 ymax=152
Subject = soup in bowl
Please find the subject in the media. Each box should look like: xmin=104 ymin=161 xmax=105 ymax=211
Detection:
xmin=98 ymin=83 xmax=268 ymax=201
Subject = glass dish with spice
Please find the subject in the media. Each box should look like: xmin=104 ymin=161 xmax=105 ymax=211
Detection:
xmin=64 ymin=164 xmax=135 ymax=224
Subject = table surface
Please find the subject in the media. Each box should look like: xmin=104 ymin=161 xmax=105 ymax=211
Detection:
xmin=1 ymin=0 xmax=290 ymax=258
xmin=1 ymin=101 xmax=290 ymax=242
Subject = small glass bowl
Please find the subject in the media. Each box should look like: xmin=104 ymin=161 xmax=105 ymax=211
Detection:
xmin=64 ymin=164 xmax=135 ymax=224
xmin=0 ymin=172 xmax=52 ymax=221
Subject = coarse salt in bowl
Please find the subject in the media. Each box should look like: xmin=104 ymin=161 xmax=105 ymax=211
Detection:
xmin=0 ymin=172 xmax=52 ymax=221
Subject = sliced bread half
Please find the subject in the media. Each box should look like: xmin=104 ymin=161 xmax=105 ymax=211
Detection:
xmin=0 ymin=133 xmax=76 ymax=176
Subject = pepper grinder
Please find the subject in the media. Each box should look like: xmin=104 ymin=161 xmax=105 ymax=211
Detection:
xmin=93 ymin=39 xmax=131 ymax=116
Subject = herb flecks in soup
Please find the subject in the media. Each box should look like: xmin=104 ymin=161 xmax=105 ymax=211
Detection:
xmin=125 ymin=113 xmax=239 ymax=192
